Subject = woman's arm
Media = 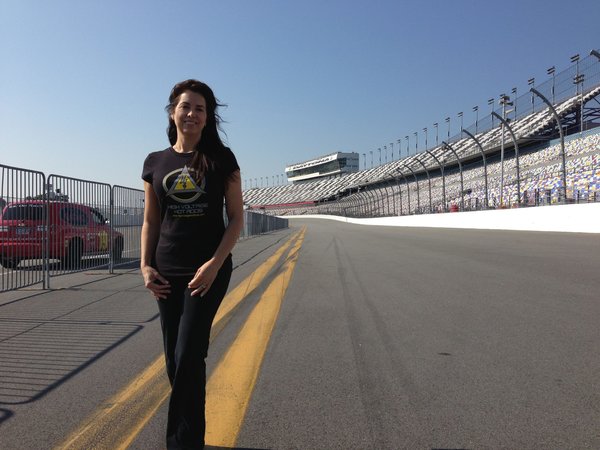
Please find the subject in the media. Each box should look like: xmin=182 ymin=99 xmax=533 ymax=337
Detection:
xmin=141 ymin=181 xmax=170 ymax=298
xmin=189 ymin=170 xmax=244 ymax=296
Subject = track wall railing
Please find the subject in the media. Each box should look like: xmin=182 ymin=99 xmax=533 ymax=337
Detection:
xmin=293 ymin=128 xmax=600 ymax=218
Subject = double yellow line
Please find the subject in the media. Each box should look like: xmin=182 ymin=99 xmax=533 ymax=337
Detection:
xmin=56 ymin=227 xmax=305 ymax=450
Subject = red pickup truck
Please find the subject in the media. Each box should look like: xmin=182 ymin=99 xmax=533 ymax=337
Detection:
xmin=0 ymin=200 xmax=124 ymax=269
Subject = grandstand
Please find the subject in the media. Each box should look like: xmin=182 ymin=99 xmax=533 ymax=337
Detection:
xmin=243 ymin=51 xmax=600 ymax=217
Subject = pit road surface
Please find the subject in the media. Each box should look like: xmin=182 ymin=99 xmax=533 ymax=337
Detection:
xmin=0 ymin=219 xmax=598 ymax=449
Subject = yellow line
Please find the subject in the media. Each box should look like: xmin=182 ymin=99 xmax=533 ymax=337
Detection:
xmin=54 ymin=229 xmax=303 ymax=450
xmin=57 ymin=357 xmax=168 ymax=450
xmin=115 ymin=385 xmax=171 ymax=450
xmin=210 ymin=229 xmax=302 ymax=336
xmin=55 ymin=352 xmax=172 ymax=450
xmin=205 ymin=228 xmax=305 ymax=447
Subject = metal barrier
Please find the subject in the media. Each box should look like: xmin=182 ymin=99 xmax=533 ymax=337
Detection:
xmin=240 ymin=210 xmax=289 ymax=238
xmin=0 ymin=164 xmax=47 ymax=290
xmin=45 ymin=175 xmax=113 ymax=279
xmin=112 ymin=185 xmax=144 ymax=269
xmin=1 ymin=164 xmax=289 ymax=293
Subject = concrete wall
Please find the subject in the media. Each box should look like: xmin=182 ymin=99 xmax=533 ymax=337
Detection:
xmin=285 ymin=203 xmax=600 ymax=234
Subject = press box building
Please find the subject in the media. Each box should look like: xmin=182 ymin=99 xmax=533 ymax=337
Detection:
xmin=285 ymin=152 xmax=359 ymax=184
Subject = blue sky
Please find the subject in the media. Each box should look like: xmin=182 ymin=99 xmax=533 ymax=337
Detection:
xmin=1 ymin=0 xmax=599 ymax=190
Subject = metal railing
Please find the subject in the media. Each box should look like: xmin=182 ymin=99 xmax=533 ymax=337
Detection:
xmin=45 ymin=174 xmax=114 ymax=281
xmin=240 ymin=211 xmax=289 ymax=238
xmin=0 ymin=165 xmax=46 ymax=291
xmin=1 ymin=164 xmax=287 ymax=292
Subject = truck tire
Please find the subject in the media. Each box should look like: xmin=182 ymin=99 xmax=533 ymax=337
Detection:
xmin=111 ymin=237 xmax=124 ymax=263
xmin=63 ymin=239 xmax=83 ymax=269
xmin=0 ymin=257 xmax=21 ymax=269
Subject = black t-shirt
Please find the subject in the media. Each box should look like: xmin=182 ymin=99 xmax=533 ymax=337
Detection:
xmin=142 ymin=146 xmax=239 ymax=276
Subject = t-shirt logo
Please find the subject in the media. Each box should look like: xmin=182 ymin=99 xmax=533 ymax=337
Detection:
xmin=163 ymin=166 xmax=206 ymax=203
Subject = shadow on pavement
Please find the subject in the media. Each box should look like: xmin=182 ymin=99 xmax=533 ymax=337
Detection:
xmin=0 ymin=408 xmax=14 ymax=425
xmin=0 ymin=265 xmax=155 ymax=424
xmin=0 ymin=321 xmax=143 ymax=409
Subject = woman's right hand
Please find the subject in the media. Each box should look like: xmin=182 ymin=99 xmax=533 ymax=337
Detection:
xmin=141 ymin=265 xmax=171 ymax=300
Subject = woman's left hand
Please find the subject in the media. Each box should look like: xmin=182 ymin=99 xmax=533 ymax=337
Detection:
xmin=188 ymin=258 xmax=221 ymax=297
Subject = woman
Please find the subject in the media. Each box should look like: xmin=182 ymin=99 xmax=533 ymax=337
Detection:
xmin=141 ymin=79 xmax=243 ymax=449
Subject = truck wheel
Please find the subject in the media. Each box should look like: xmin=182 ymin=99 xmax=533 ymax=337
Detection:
xmin=111 ymin=238 xmax=124 ymax=263
xmin=63 ymin=239 xmax=83 ymax=269
xmin=0 ymin=258 xmax=21 ymax=269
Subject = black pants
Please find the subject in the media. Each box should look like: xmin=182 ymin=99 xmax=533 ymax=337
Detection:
xmin=157 ymin=256 xmax=232 ymax=450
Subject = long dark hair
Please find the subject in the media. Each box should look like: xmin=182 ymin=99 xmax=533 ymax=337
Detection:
xmin=165 ymin=79 xmax=226 ymax=181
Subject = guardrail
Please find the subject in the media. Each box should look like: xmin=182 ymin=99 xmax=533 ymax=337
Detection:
xmin=0 ymin=164 xmax=288 ymax=292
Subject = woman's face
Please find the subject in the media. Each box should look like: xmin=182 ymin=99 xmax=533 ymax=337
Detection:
xmin=171 ymin=90 xmax=207 ymax=139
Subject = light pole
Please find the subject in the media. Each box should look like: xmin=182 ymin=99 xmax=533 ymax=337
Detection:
xmin=445 ymin=117 xmax=450 ymax=140
xmin=488 ymin=98 xmax=494 ymax=126
xmin=547 ymin=66 xmax=556 ymax=104
xmin=378 ymin=147 xmax=382 ymax=166
xmin=423 ymin=127 xmax=428 ymax=151
xmin=499 ymin=93 xmax=513 ymax=207
xmin=511 ymin=87 xmax=517 ymax=121
xmin=433 ymin=123 xmax=439 ymax=147
xmin=528 ymin=78 xmax=535 ymax=114
xmin=574 ymin=72 xmax=584 ymax=133
xmin=390 ymin=142 xmax=394 ymax=160
xmin=405 ymin=136 xmax=409 ymax=158
xmin=369 ymin=150 xmax=373 ymax=168
xmin=571 ymin=53 xmax=583 ymax=134
xmin=473 ymin=106 xmax=479 ymax=134
xmin=457 ymin=112 xmax=463 ymax=133
xmin=384 ymin=145 xmax=387 ymax=164
xmin=413 ymin=131 xmax=418 ymax=153
xmin=571 ymin=53 xmax=580 ymax=92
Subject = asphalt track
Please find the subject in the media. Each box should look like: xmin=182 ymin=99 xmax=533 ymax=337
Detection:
xmin=0 ymin=219 xmax=599 ymax=449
